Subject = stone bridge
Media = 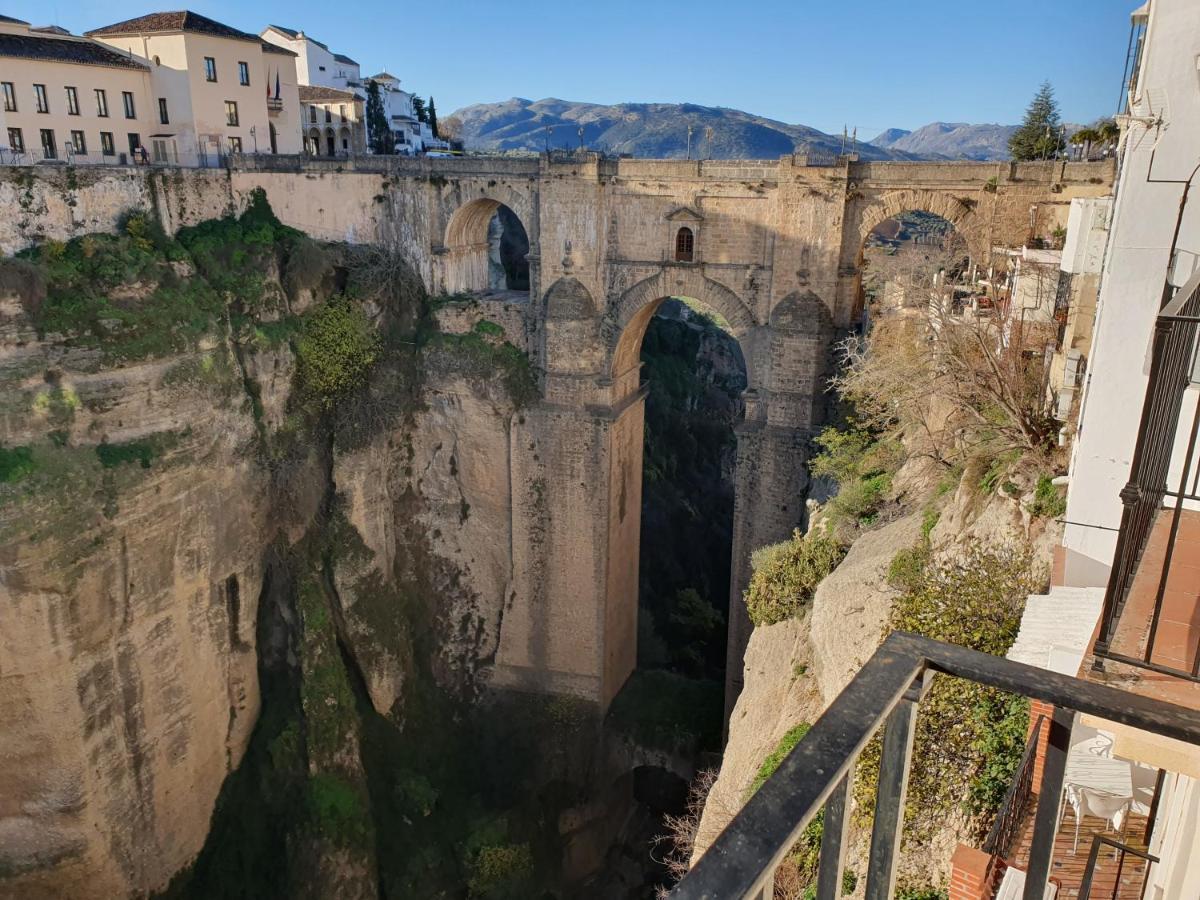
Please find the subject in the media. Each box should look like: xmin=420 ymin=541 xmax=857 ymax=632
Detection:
xmin=230 ymin=151 xmax=1114 ymax=714
xmin=2 ymin=153 xmax=1113 ymax=716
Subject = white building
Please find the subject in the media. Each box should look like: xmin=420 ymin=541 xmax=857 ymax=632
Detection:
xmin=365 ymin=71 xmax=437 ymax=154
xmin=1062 ymin=0 xmax=1200 ymax=585
xmin=1052 ymin=1 xmax=1200 ymax=897
xmin=259 ymin=25 xmax=360 ymax=92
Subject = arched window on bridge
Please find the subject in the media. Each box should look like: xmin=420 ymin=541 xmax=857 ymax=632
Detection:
xmin=675 ymin=227 xmax=694 ymax=263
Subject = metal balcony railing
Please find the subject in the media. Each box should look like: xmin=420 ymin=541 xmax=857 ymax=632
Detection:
xmin=1094 ymin=267 xmax=1200 ymax=682
xmin=981 ymin=714 xmax=1044 ymax=860
xmin=668 ymin=632 xmax=1200 ymax=900
xmin=1078 ymin=835 xmax=1158 ymax=900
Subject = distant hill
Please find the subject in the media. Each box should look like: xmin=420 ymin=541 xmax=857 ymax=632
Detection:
xmin=447 ymin=98 xmax=1060 ymax=162
xmin=870 ymin=128 xmax=912 ymax=146
xmin=448 ymin=98 xmax=916 ymax=161
xmin=869 ymin=122 xmax=1018 ymax=161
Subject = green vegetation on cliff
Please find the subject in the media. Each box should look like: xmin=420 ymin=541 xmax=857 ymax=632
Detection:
xmin=744 ymin=530 xmax=846 ymax=627
xmin=6 ymin=194 xmax=558 ymax=900
xmin=855 ymin=543 xmax=1041 ymax=845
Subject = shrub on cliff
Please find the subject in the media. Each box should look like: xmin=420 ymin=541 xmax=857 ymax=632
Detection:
xmin=24 ymin=228 xmax=224 ymax=360
xmin=296 ymin=298 xmax=381 ymax=403
xmin=854 ymin=543 xmax=1043 ymax=847
xmin=810 ymin=422 xmax=903 ymax=530
xmin=745 ymin=529 xmax=846 ymax=626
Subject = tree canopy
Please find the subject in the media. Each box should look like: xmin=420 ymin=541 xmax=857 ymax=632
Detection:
xmin=1008 ymin=82 xmax=1066 ymax=161
xmin=366 ymin=81 xmax=392 ymax=155
xmin=427 ymin=97 xmax=439 ymax=139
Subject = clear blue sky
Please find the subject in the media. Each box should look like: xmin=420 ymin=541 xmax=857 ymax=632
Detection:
xmin=14 ymin=0 xmax=1137 ymax=135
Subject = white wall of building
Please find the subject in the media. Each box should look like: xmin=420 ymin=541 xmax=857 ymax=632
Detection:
xmin=1062 ymin=0 xmax=1200 ymax=586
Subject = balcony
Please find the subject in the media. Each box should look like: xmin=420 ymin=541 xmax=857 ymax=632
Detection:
xmin=668 ymin=632 xmax=1200 ymax=900
xmin=1093 ymin=268 xmax=1200 ymax=692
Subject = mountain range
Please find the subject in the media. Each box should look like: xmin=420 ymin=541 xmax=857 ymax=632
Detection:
xmin=446 ymin=98 xmax=1023 ymax=162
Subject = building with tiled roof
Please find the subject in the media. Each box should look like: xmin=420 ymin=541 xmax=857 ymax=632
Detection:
xmin=297 ymin=84 xmax=366 ymax=156
xmin=88 ymin=10 xmax=303 ymax=164
xmin=0 ymin=15 xmax=155 ymax=163
xmin=85 ymin=11 xmax=260 ymax=43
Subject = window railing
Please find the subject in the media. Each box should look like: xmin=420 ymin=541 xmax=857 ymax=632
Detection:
xmin=1093 ymin=267 xmax=1200 ymax=683
xmin=668 ymin=631 xmax=1200 ymax=900
xmin=1078 ymin=835 xmax=1158 ymax=900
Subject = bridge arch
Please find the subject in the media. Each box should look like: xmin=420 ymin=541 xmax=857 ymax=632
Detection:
xmin=608 ymin=269 xmax=760 ymax=403
xmin=854 ymin=189 xmax=988 ymax=265
xmin=440 ymin=193 xmax=534 ymax=295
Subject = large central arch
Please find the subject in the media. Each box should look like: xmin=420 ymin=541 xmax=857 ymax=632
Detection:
xmin=608 ymin=268 xmax=762 ymax=404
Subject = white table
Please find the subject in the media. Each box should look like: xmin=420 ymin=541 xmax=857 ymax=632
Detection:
xmin=1062 ymin=742 xmax=1134 ymax=853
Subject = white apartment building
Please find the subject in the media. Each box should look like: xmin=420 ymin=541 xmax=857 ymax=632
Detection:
xmin=1050 ymin=1 xmax=1200 ymax=896
xmin=86 ymin=11 xmax=302 ymax=166
xmin=366 ymin=71 xmax=443 ymax=154
xmin=0 ymin=15 xmax=156 ymax=163
xmin=259 ymin=25 xmax=361 ymax=92
xmin=1062 ymin=0 xmax=1200 ymax=586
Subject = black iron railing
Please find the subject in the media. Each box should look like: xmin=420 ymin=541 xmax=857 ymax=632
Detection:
xmin=981 ymin=714 xmax=1044 ymax=860
xmin=668 ymin=632 xmax=1200 ymax=900
xmin=1093 ymin=268 xmax=1200 ymax=683
xmin=1078 ymin=835 xmax=1158 ymax=900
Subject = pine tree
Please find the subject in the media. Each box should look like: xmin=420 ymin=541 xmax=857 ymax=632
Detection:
xmin=412 ymin=95 xmax=427 ymax=124
xmin=366 ymin=80 xmax=392 ymax=155
xmin=1008 ymin=82 xmax=1066 ymax=161
xmin=427 ymin=97 xmax=439 ymax=139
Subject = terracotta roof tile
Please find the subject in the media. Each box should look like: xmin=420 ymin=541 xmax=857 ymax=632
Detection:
xmin=86 ymin=10 xmax=259 ymax=43
xmin=0 ymin=32 xmax=149 ymax=70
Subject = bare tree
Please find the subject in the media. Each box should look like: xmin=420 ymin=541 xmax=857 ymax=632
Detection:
xmin=834 ymin=273 xmax=1059 ymax=466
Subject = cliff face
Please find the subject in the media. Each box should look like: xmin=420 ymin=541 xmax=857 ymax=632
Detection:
xmin=693 ymin=463 xmax=1063 ymax=889
xmin=0 ymin=200 xmax=541 ymax=899
xmin=0 ymin=309 xmax=271 ymax=897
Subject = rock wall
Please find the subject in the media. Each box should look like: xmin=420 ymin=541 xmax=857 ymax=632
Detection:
xmin=0 ymin=332 xmax=268 ymax=897
xmin=693 ymin=464 xmax=1063 ymax=889
xmin=0 ymin=210 xmax=535 ymax=898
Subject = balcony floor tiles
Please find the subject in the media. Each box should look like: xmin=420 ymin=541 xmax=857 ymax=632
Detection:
xmin=1009 ymin=799 xmax=1150 ymax=900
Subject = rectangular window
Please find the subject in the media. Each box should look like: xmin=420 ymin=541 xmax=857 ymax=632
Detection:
xmin=204 ymin=57 xmax=217 ymax=82
xmin=34 ymin=84 xmax=48 ymax=113
xmin=238 ymin=61 xmax=249 ymax=86
xmin=40 ymin=128 xmax=56 ymax=158
xmin=7 ymin=127 xmax=23 ymax=152
xmin=339 ymin=104 xmax=346 ymax=122
xmin=66 ymin=86 xmax=79 ymax=115
xmin=70 ymin=130 xmax=86 ymax=155
xmin=228 ymin=136 xmax=242 ymax=153
xmin=122 ymin=91 xmax=135 ymax=119
xmin=324 ymin=106 xmax=331 ymax=123
xmin=127 ymin=132 xmax=141 ymax=153
xmin=225 ymin=101 xmax=239 ymax=127
xmin=100 ymin=131 xmax=114 ymax=156
xmin=309 ymin=106 xmax=316 ymax=124
xmin=95 ymin=89 xmax=108 ymax=117
xmin=2 ymin=82 xmax=15 ymax=112
xmin=158 ymin=98 xmax=169 ymax=125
